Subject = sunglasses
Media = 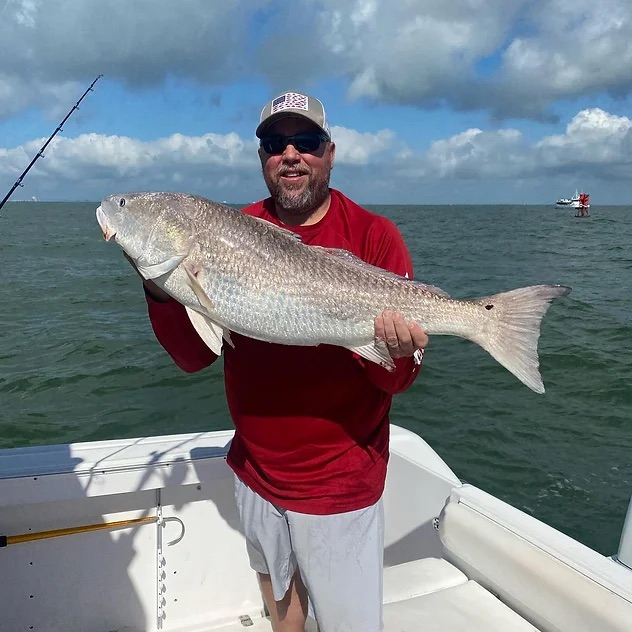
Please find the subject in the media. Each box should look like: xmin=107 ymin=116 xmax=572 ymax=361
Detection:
xmin=260 ymin=132 xmax=329 ymax=155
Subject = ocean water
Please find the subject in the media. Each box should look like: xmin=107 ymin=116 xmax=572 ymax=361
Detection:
xmin=0 ymin=201 xmax=630 ymax=556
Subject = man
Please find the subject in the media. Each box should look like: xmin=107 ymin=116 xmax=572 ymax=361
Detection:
xmin=139 ymin=91 xmax=428 ymax=632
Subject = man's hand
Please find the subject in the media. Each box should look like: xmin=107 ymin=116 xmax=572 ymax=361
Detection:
xmin=122 ymin=252 xmax=171 ymax=303
xmin=374 ymin=310 xmax=428 ymax=360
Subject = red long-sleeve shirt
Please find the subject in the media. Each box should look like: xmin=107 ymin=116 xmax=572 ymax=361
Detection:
xmin=146 ymin=189 xmax=421 ymax=514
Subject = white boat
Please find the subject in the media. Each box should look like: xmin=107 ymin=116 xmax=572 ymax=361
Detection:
xmin=556 ymin=189 xmax=591 ymax=209
xmin=555 ymin=190 xmax=579 ymax=207
xmin=1 ymin=424 xmax=631 ymax=631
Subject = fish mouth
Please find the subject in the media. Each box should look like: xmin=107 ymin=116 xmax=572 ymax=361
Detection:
xmin=96 ymin=205 xmax=116 ymax=242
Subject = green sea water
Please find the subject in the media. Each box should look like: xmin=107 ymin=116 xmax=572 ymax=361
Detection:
xmin=1 ymin=201 xmax=630 ymax=557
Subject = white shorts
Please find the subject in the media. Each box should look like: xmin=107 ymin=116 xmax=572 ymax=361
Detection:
xmin=234 ymin=475 xmax=384 ymax=632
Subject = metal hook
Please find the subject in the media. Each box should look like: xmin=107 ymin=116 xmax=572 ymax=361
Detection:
xmin=161 ymin=516 xmax=185 ymax=546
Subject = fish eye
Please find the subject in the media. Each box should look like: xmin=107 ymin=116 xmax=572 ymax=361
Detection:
xmin=119 ymin=198 xmax=126 ymax=207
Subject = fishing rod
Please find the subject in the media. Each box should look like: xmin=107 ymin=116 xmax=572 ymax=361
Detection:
xmin=0 ymin=73 xmax=103 ymax=212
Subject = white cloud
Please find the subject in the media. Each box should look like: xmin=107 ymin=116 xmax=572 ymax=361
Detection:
xmin=534 ymin=109 xmax=632 ymax=177
xmin=405 ymin=127 xmax=528 ymax=180
xmin=2 ymin=108 xmax=631 ymax=203
xmin=406 ymin=108 xmax=632 ymax=186
xmin=261 ymin=0 xmax=524 ymax=106
xmin=0 ymin=131 xmax=261 ymax=200
xmin=2 ymin=1 xmax=632 ymax=122
xmin=538 ymin=109 xmax=632 ymax=152
xmin=331 ymin=126 xmax=397 ymax=165
xmin=493 ymin=0 xmax=632 ymax=117
xmin=0 ymin=0 xmax=265 ymax=118
xmin=257 ymin=0 xmax=632 ymax=119
xmin=409 ymin=108 xmax=632 ymax=182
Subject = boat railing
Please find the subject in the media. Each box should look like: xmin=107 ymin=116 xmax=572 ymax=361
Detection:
xmin=615 ymin=495 xmax=632 ymax=570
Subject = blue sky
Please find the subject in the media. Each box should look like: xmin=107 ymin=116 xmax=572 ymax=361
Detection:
xmin=1 ymin=0 xmax=632 ymax=204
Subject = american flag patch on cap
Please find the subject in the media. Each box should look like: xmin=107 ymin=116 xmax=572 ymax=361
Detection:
xmin=271 ymin=92 xmax=309 ymax=113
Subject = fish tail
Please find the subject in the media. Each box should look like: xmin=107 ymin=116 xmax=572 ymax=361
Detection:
xmin=467 ymin=284 xmax=570 ymax=393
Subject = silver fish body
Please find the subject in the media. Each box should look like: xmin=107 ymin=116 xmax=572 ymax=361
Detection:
xmin=96 ymin=192 xmax=570 ymax=393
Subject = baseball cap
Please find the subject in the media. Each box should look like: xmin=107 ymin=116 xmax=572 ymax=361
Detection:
xmin=256 ymin=91 xmax=331 ymax=140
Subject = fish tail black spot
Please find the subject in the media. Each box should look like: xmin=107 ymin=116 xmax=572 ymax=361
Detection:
xmin=485 ymin=304 xmax=494 ymax=310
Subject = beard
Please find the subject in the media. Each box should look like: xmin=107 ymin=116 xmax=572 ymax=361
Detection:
xmin=263 ymin=165 xmax=332 ymax=216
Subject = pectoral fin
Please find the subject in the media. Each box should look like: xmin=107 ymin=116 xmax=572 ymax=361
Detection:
xmin=223 ymin=329 xmax=235 ymax=348
xmin=136 ymin=254 xmax=188 ymax=279
xmin=182 ymin=262 xmax=234 ymax=352
xmin=346 ymin=340 xmax=395 ymax=371
xmin=185 ymin=307 xmax=225 ymax=355
xmin=183 ymin=262 xmax=215 ymax=313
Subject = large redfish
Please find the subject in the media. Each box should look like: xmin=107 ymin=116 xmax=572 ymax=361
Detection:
xmin=96 ymin=192 xmax=570 ymax=393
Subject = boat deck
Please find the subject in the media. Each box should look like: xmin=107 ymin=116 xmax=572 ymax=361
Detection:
xmin=214 ymin=558 xmax=539 ymax=632
xmin=2 ymin=427 xmax=631 ymax=632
